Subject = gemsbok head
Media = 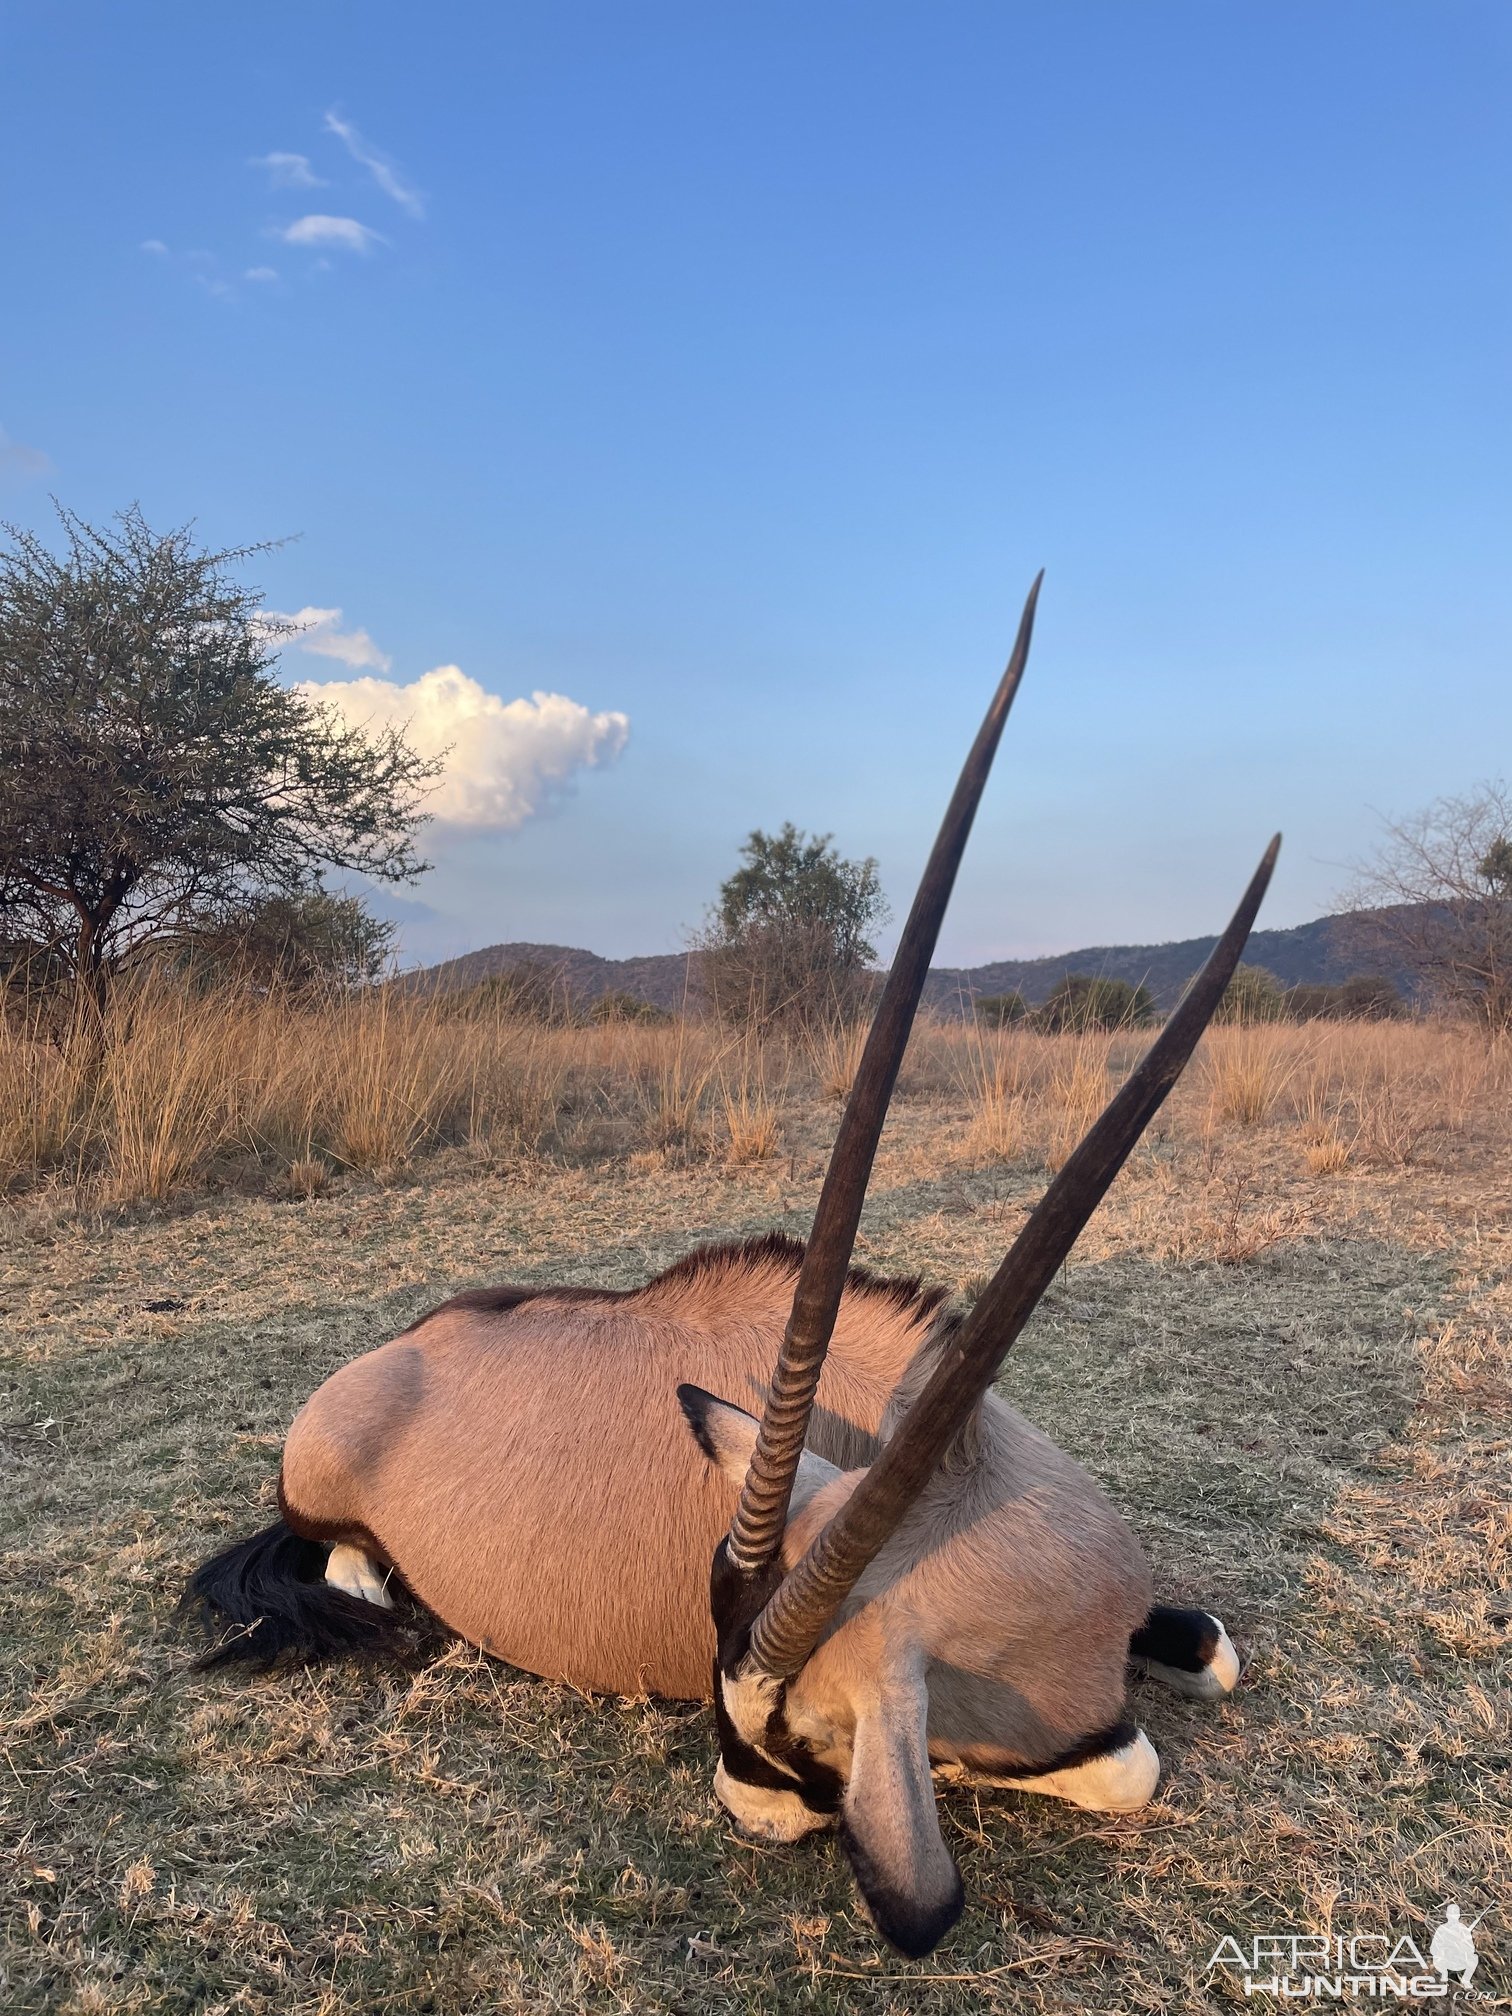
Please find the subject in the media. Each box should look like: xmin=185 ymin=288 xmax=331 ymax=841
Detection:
xmin=186 ymin=575 xmax=1274 ymax=1956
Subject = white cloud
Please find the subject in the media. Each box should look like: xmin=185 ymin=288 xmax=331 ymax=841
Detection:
xmin=323 ymin=110 xmax=424 ymax=219
xmin=244 ymin=266 xmax=279 ymax=283
xmin=264 ymin=606 xmax=393 ymax=673
xmin=298 ymin=668 xmax=630 ymax=830
xmin=140 ymin=237 xmax=169 ymax=256
xmin=280 ymin=214 xmax=386 ymax=254
xmin=0 ymin=427 xmax=51 ymax=478
xmin=250 ymin=150 xmax=325 ymax=190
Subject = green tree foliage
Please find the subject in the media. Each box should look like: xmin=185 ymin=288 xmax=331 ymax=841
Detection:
xmin=0 ymin=507 xmax=440 ymax=1001
xmin=973 ymin=991 xmax=1028 ymax=1029
xmin=1035 ymin=973 xmax=1155 ymax=1033
xmin=715 ymin=823 xmax=885 ymax=962
xmin=703 ymin=823 xmax=887 ymax=1030
xmin=1215 ymin=962 xmax=1287 ymax=1024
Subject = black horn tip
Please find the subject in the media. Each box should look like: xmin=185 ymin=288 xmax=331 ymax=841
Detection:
xmin=1251 ymin=832 xmax=1282 ymax=892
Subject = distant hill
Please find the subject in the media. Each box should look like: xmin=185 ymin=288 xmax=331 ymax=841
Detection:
xmin=415 ymin=911 xmax=1411 ymax=1016
xmin=923 ymin=910 xmax=1409 ymax=1013
xmin=411 ymin=940 xmax=701 ymax=1013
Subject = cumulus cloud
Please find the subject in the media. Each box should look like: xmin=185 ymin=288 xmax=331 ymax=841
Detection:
xmin=280 ymin=214 xmax=385 ymax=254
xmin=263 ymin=606 xmax=393 ymax=673
xmin=323 ymin=110 xmax=424 ymax=219
xmin=140 ymin=237 xmax=169 ymax=256
xmin=298 ymin=668 xmax=630 ymax=830
xmin=250 ymin=150 xmax=325 ymax=189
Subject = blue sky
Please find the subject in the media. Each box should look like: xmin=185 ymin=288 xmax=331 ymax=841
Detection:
xmin=3 ymin=3 xmax=1508 ymax=966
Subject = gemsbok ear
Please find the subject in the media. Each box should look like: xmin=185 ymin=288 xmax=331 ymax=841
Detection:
xmin=841 ymin=1661 xmax=964 ymax=1958
xmin=677 ymin=1385 xmax=840 ymax=1514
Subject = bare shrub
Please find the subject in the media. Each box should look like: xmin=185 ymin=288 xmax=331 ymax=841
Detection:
xmin=1346 ymin=780 xmax=1512 ymax=1030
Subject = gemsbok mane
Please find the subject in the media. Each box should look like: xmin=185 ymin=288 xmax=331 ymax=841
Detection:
xmin=185 ymin=576 xmax=1277 ymax=1956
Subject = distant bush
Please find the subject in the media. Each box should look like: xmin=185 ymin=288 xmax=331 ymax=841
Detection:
xmin=1286 ymin=974 xmax=1404 ymax=1022
xmin=1216 ymin=963 xmax=1287 ymax=1025
xmin=473 ymin=961 xmax=578 ymax=1024
xmin=189 ymin=892 xmax=394 ymax=993
xmin=1035 ymin=974 xmax=1155 ymax=1033
xmin=591 ymin=990 xmax=670 ymax=1025
xmin=973 ymin=991 xmax=1029 ymax=1029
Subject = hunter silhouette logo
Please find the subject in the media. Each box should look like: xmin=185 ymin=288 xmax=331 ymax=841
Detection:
xmin=1208 ymin=1905 xmax=1489 ymax=1999
xmin=1429 ymin=1905 xmax=1481 ymax=1989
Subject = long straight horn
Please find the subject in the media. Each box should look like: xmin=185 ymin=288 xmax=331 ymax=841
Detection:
xmin=724 ymin=574 xmax=1045 ymax=1575
xmin=745 ymin=834 xmax=1281 ymax=1674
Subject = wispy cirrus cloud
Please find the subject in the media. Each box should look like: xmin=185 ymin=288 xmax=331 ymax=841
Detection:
xmin=264 ymin=606 xmax=393 ymax=673
xmin=0 ymin=427 xmax=50 ymax=479
xmin=244 ymin=266 xmax=279 ymax=284
xmin=250 ymin=150 xmax=326 ymax=190
xmin=323 ymin=111 xmax=424 ymax=220
xmin=279 ymin=214 xmax=386 ymax=254
xmin=140 ymin=237 xmax=169 ymax=257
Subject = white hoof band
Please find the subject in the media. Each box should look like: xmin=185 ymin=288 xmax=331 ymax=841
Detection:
xmin=992 ymin=1729 xmax=1161 ymax=1812
xmin=1138 ymin=1615 xmax=1241 ymax=1700
xmin=325 ymin=1542 xmax=395 ymax=1610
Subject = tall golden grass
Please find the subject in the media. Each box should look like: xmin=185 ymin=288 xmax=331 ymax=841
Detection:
xmin=1 ymin=977 xmax=1506 ymax=1206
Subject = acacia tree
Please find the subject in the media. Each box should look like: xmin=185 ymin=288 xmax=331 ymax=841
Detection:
xmin=0 ymin=508 xmax=440 ymax=1002
xmin=702 ymin=823 xmax=887 ymax=1030
xmin=1345 ymin=782 xmax=1512 ymax=1033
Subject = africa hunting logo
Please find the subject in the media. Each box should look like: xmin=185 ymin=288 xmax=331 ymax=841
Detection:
xmin=1207 ymin=1905 xmax=1485 ymax=1999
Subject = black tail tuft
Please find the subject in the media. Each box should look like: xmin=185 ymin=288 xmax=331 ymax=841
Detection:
xmin=180 ymin=1520 xmax=425 ymax=1670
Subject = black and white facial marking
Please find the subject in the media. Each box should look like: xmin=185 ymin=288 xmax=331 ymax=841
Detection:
xmin=682 ymin=1385 xmax=966 ymax=1958
xmin=681 ymin=1386 xmax=847 ymax=1830
xmin=1129 ymin=1604 xmax=1241 ymax=1701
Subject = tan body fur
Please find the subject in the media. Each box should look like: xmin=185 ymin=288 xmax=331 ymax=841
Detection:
xmin=280 ymin=1237 xmax=1153 ymax=1770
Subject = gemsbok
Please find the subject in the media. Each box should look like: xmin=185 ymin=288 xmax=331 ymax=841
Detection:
xmin=186 ymin=576 xmax=1276 ymax=1956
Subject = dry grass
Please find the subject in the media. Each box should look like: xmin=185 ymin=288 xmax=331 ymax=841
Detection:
xmin=718 ymin=1044 xmax=784 ymax=1167
xmin=808 ymin=1019 xmax=870 ymax=1104
xmin=1203 ymin=1024 xmax=1306 ymax=1127
xmin=7 ymin=976 xmax=1508 ymax=1221
xmin=1 ymin=1023 xmax=1510 ymax=2012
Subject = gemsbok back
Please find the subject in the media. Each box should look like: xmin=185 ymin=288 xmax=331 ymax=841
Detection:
xmin=186 ymin=576 xmax=1276 ymax=1956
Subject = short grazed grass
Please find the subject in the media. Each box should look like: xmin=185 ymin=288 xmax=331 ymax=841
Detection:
xmin=2 ymin=1046 xmax=1509 ymax=2012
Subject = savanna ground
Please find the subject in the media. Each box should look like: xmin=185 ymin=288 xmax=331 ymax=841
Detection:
xmin=2 ymin=1001 xmax=1509 ymax=2013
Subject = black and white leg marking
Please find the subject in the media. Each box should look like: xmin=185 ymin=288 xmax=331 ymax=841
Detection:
xmin=946 ymin=1719 xmax=1162 ymax=1812
xmin=1130 ymin=1604 xmax=1240 ymax=1700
